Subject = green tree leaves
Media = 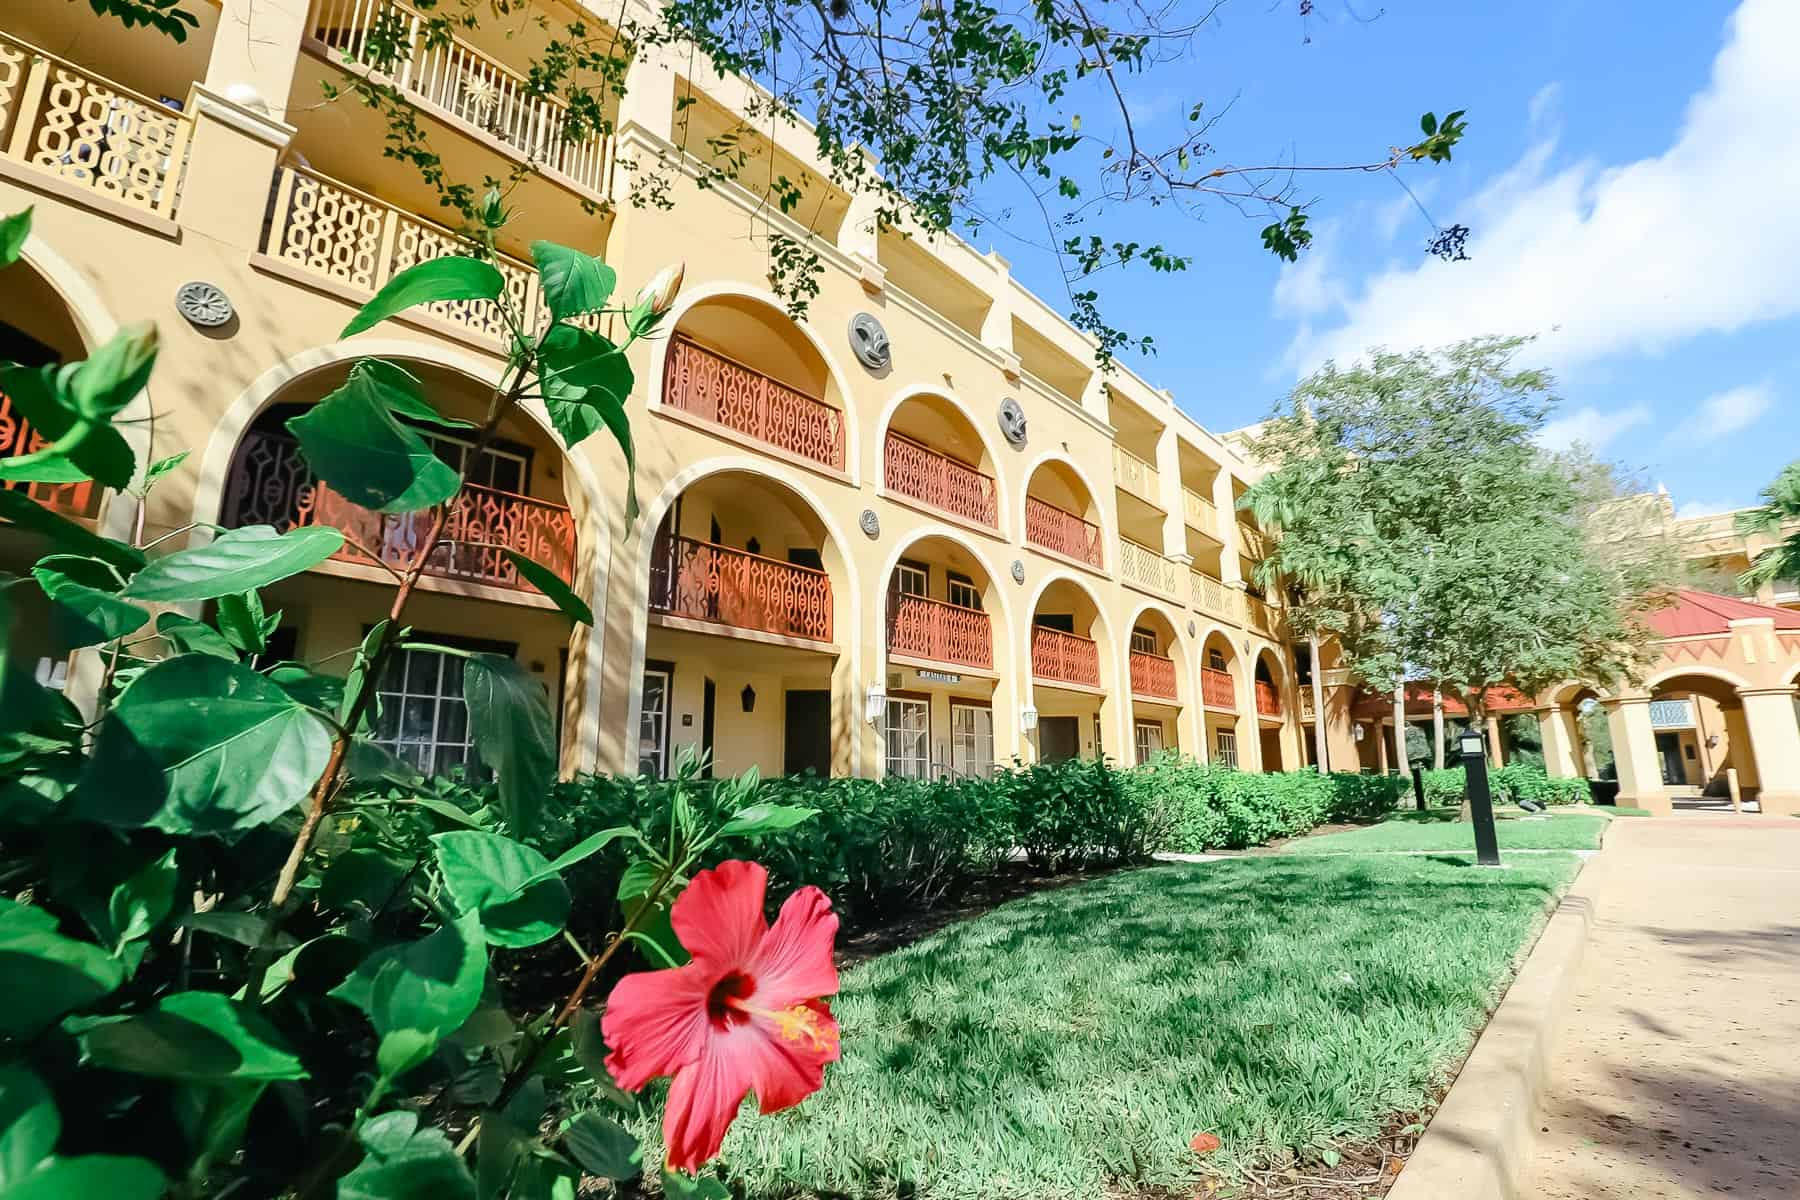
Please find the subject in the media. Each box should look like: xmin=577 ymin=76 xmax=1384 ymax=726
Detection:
xmin=463 ymin=654 xmax=556 ymax=837
xmin=343 ymin=257 xmax=505 ymax=338
xmin=532 ymin=242 xmax=617 ymax=323
xmin=287 ymin=363 xmax=461 ymax=512
xmin=80 ymin=992 xmax=308 ymax=1081
xmin=432 ymin=832 xmax=570 ymax=948
xmin=503 ymin=551 xmax=592 ymax=624
xmin=123 ymin=525 xmax=344 ymax=600
xmin=337 ymin=1111 xmax=476 ymax=1200
xmin=331 ymin=911 xmax=487 ymax=1080
xmin=0 ymin=901 xmax=126 ymax=1036
xmin=0 ymin=208 xmax=30 ymax=267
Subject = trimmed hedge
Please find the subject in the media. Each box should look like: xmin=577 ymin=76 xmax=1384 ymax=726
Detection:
xmin=1421 ymin=764 xmax=1590 ymax=807
xmin=1128 ymin=756 xmax=1408 ymax=854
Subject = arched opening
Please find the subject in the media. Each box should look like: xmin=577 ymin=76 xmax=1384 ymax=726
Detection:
xmin=882 ymin=534 xmax=1005 ymax=778
xmin=217 ymin=358 xmax=587 ymax=780
xmin=1029 ymin=577 xmax=1114 ymax=762
xmin=1022 ymin=458 xmax=1104 ymax=570
xmin=1126 ymin=606 xmax=1187 ymax=764
xmin=1254 ymin=649 xmax=1288 ymax=772
xmin=640 ymin=469 xmax=849 ymax=780
xmin=1200 ymin=630 xmax=1243 ymax=769
xmin=881 ymin=392 xmax=1000 ymax=531
xmin=1647 ymin=671 xmax=1758 ymax=809
xmin=2 ymin=257 xmax=94 ymax=523
xmin=660 ymin=294 xmax=848 ymax=473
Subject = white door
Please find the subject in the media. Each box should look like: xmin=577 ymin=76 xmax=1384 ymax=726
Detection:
xmin=951 ymin=703 xmax=995 ymax=777
xmin=1134 ymin=720 xmax=1165 ymax=765
xmin=885 ymin=696 xmax=931 ymax=779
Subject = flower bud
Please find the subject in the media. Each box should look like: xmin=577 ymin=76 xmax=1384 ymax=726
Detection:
xmin=636 ymin=262 xmax=685 ymax=318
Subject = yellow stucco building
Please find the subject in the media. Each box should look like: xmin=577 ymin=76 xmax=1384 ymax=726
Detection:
xmin=0 ymin=0 xmax=1363 ymax=783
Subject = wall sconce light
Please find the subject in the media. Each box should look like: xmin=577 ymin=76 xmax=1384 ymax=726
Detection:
xmin=740 ymin=684 xmax=756 ymax=714
xmin=1353 ymin=722 xmax=1366 ymax=742
xmin=865 ymin=684 xmax=887 ymax=724
xmin=1021 ymin=704 xmax=1039 ymax=732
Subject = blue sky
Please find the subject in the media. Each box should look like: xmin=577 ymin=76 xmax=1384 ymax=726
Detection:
xmin=979 ymin=0 xmax=1798 ymax=517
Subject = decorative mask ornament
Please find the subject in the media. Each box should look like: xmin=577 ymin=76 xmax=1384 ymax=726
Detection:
xmin=848 ymin=313 xmax=891 ymax=370
xmin=174 ymin=281 xmax=234 ymax=328
xmin=997 ymin=396 xmax=1028 ymax=447
xmin=1010 ymin=559 xmax=1026 ymax=585
xmin=859 ymin=509 xmax=881 ymax=538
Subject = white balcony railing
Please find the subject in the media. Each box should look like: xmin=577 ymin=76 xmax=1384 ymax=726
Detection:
xmin=1118 ymin=539 xmax=1182 ymax=599
xmin=1189 ymin=571 xmax=1235 ymax=622
xmin=1182 ymin=487 xmax=1218 ymax=537
xmin=1113 ymin=446 xmax=1161 ymax=507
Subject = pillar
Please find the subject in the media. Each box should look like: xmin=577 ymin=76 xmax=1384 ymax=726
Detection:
xmin=204 ymin=0 xmax=310 ymax=120
xmin=1486 ymin=716 xmax=1507 ymax=767
xmin=615 ymin=42 xmax=681 ymax=142
xmin=1720 ymin=704 xmax=1759 ymax=789
xmin=1393 ymin=683 xmax=1407 ymax=773
xmin=1606 ymin=697 xmax=1670 ymax=815
xmin=1539 ymin=705 xmax=1578 ymax=778
xmin=1737 ymin=688 xmax=1800 ymax=815
xmin=1432 ymin=688 xmax=1446 ymax=769
xmin=1376 ymin=720 xmax=1391 ymax=772
xmin=1212 ymin=471 xmax=1244 ymax=591
xmin=1310 ymin=635 xmax=1329 ymax=772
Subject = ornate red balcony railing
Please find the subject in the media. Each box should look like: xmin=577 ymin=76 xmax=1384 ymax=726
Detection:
xmin=1201 ymin=667 xmax=1236 ymax=710
xmin=1129 ymin=651 xmax=1177 ymax=700
xmin=883 ymin=432 xmax=998 ymax=528
xmin=223 ymin=431 xmax=576 ymax=593
xmin=1024 ymin=496 xmax=1103 ymax=568
xmin=1255 ymin=679 xmax=1282 ymax=718
xmin=1 ymin=389 xmax=99 ymax=517
xmin=662 ymin=335 xmax=845 ymax=470
xmin=887 ymin=594 xmax=992 ymax=670
xmin=649 ymin=534 xmax=833 ymax=643
xmin=1031 ymin=625 xmax=1101 ymax=688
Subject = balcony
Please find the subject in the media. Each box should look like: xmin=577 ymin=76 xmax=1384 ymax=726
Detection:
xmin=259 ymin=166 xmax=540 ymax=349
xmin=1024 ymin=497 xmax=1103 ymax=569
xmin=223 ymin=431 xmax=576 ymax=595
xmin=662 ymin=335 xmax=845 ymax=472
xmin=306 ymin=0 xmax=610 ymax=202
xmin=887 ymin=595 xmax=992 ymax=671
xmin=1244 ymin=593 xmax=1280 ymax=637
xmin=1238 ymin=522 xmax=1272 ymax=560
xmin=2 ymin=389 xmax=99 ymax=518
xmin=1255 ymin=679 xmax=1282 ymax=719
xmin=1182 ymin=487 xmax=1219 ymax=538
xmin=1113 ymin=446 xmax=1161 ymax=508
xmin=1129 ymin=652 xmax=1177 ymax=701
xmin=1189 ymin=572 xmax=1235 ymax=623
xmin=1031 ymin=626 xmax=1101 ymax=689
xmin=0 ymin=31 xmax=192 ymax=224
xmin=883 ymin=432 xmax=997 ymax=529
xmin=649 ymin=534 xmax=833 ymax=644
xmin=1201 ymin=667 xmax=1236 ymax=711
xmin=1118 ymin=538 xmax=1182 ymax=600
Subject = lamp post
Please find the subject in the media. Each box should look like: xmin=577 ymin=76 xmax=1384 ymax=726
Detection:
xmin=1461 ymin=729 xmax=1501 ymax=866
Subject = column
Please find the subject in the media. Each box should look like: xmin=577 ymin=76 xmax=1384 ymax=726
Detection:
xmin=1212 ymin=471 xmax=1244 ymax=592
xmin=1486 ymin=716 xmax=1507 ymax=767
xmin=1376 ymin=720 xmax=1390 ymax=772
xmin=1310 ymin=635 xmax=1329 ymax=772
xmin=1151 ymin=422 xmax=1185 ymax=560
xmin=204 ymin=0 xmax=311 ymax=120
xmin=981 ymin=254 xmax=1020 ymax=380
xmin=1605 ymin=697 xmax=1670 ymax=815
xmin=836 ymin=187 xmax=888 ymax=292
xmin=1432 ymin=689 xmax=1446 ymax=769
xmin=1538 ymin=705 xmax=1579 ymax=778
xmin=1737 ymin=688 xmax=1800 ymax=815
xmin=1392 ymin=684 xmax=1407 ymax=774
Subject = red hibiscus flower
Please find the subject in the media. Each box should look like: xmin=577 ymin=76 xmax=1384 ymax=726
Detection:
xmin=602 ymin=859 xmax=841 ymax=1171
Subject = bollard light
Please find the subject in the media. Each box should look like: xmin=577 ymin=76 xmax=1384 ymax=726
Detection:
xmin=1460 ymin=727 xmax=1502 ymax=866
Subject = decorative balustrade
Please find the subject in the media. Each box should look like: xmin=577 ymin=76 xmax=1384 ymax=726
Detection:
xmin=1244 ymin=592 xmax=1279 ymax=636
xmin=262 ymin=166 xmax=539 ymax=345
xmin=1190 ymin=571 xmax=1235 ymax=621
xmin=1129 ymin=651 xmax=1177 ymax=701
xmin=662 ymin=335 xmax=845 ymax=471
xmin=1201 ymin=667 xmax=1236 ymax=711
xmin=649 ymin=534 xmax=833 ymax=643
xmin=1113 ymin=445 xmax=1161 ymax=506
xmin=223 ymin=431 xmax=576 ymax=593
xmin=310 ymin=0 xmax=610 ymax=195
xmin=1118 ymin=538 xmax=1182 ymax=599
xmin=1238 ymin=522 xmax=1271 ymax=560
xmin=0 ymin=32 xmax=192 ymax=219
xmin=1648 ymin=698 xmax=1694 ymax=729
xmin=883 ymin=432 xmax=997 ymax=528
xmin=1 ymin=388 xmax=99 ymax=517
xmin=1299 ymin=689 xmax=1317 ymax=720
xmin=1024 ymin=496 xmax=1103 ymax=568
xmin=1031 ymin=625 xmax=1101 ymax=688
xmin=1182 ymin=487 xmax=1219 ymax=536
xmin=1255 ymin=679 xmax=1282 ymax=718
xmin=887 ymin=594 xmax=992 ymax=670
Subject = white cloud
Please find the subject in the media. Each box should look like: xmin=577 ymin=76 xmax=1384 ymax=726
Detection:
xmin=1677 ymin=498 xmax=1748 ymax=520
xmin=1283 ymin=0 xmax=1800 ymax=374
xmin=1536 ymin=403 xmax=1651 ymax=452
xmin=1272 ymin=227 xmax=1346 ymax=318
xmin=1669 ymin=383 xmax=1773 ymax=443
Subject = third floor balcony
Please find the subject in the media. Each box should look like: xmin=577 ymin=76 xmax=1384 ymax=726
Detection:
xmin=1031 ymin=625 xmax=1101 ymax=689
xmin=1113 ymin=444 xmax=1161 ymax=509
xmin=661 ymin=333 xmax=845 ymax=473
xmin=649 ymin=534 xmax=834 ymax=644
xmin=883 ymin=431 xmax=998 ymax=530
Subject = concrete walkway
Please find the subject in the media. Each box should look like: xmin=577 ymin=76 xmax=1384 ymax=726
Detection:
xmin=1527 ymin=815 xmax=1800 ymax=1198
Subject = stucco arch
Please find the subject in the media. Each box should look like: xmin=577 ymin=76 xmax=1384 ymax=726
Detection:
xmin=1015 ymin=448 xmax=1115 ymax=563
xmin=1643 ymin=664 xmax=1754 ymax=698
xmin=648 ymin=280 xmax=864 ymax=487
xmin=191 ymin=338 xmax=616 ymax=769
xmin=873 ymin=523 xmax=1018 ymax=679
xmin=1254 ymin=645 xmax=1289 ymax=690
xmin=1548 ymin=679 xmax=1612 ymax=707
xmin=1023 ymin=568 xmax=1117 ymax=652
xmin=873 ymin=383 xmax=1012 ymax=538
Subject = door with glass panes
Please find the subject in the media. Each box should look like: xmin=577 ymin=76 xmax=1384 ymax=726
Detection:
xmin=950 ymin=701 xmax=994 ymax=777
xmin=885 ymin=693 xmax=930 ymax=778
xmin=374 ymin=635 xmax=518 ymax=778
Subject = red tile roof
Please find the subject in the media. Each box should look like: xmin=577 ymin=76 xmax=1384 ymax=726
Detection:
xmin=1349 ymin=683 xmax=1535 ymax=720
xmin=1645 ymin=589 xmax=1800 ymax=638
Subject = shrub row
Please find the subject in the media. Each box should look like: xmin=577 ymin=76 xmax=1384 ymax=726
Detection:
xmin=1128 ymin=757 xmax=1408 ymax=854
xmin=1419 ymin=764 xmax=1591 ymax=807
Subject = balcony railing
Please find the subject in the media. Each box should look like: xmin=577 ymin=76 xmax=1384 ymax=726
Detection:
xmin=649 ymin=534 xmax=833 ymax=643
xmin=262 ymin=166 xmax=540 ymax=346
xmin=1182 ymin=487 xmax=1218 ymax=537
xmin=1299 ymin=689 xmax=1317 ymax=720
xmin=1238 ymin=522 xmax=1271 ymax=560
xmin=1201 ymin=667 xmax=1235 ymax=711
xmin=1245 ymin=592 xmax=1279 ymax=636
xmin=662 ymin=335 xmax=845 ymax=471
xmin=1024 ymin=496 xmax=1103 ymax=568
xmin=1031 ymin=625 xmax=1100 ymax=688
xmin=1113 ymin=445 xmax=1161 ymax=507
xmin=883 ymin=432 xmax=997 ymax=528
xmin=309 ymin=0 xmax=610 ymax=196
xmin=1129 ymin=651 xmax=1177 ymax=700
xmin=223 ymin=431 xmax=576 ymax=593
xmin=2 ymin=389 xmax=99 ymax=517
xmin=1118 ymin=538 xmax=1182 ymax=599
xmin=0 ymin=32 xmax=192 ymax=220
xmin=887 ymin=594 xmax=992 ymax=670
xmin=1255 ymin=679 xmax=1282 ymax=718
xmin=1190 ymin=572 xmax=1235 ymax=622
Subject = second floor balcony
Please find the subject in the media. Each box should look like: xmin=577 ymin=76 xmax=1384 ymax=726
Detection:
xmin=648 ymin=534 xmax=834 ymax=644
xmin=1255 ymin=678 xmax=1282 ymax=719
xmin=1024 ymin=496 xmax=1103 ymax=569
xmin=1201 ymin=667 xmax=1236 ymax=711
xmin=662 ymin=334 xmax=845 ymax=472
xmin=887 ymin=594 xmax=993 ymax=671
xmin=1129 ymin=651 xmax=1177 ymax=701
xmin=1031 ymin=625 xmax=1101 ymax=689
xmin=1244 ymin=592 xmax=1280 ymax=637
xmin=1190 ymin=571 xmax=1235 ymax=622
xmin=883 ymin=432 xmax=997 ymax=529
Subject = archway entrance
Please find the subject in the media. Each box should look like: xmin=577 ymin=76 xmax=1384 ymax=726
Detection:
xmin=1029 ymin=577 xmax=1115 ymax=763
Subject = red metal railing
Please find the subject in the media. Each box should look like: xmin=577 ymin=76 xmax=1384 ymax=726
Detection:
xmin=887 ymin=594 xmax=993 ymax=669
xmin=1129 ymin=651 xmax=1177 ymax=700
xmin=223 ymin=431 xmax=576 ymax=593
xmin=663 ymin=335 xmax=845 ymax=470
xmin=1 ymin=389 xmax=99 ymax=517
xmin=883 ymin=432 xmax=998 ymax=528
xmin=1024 ymin=496 xmax=1103 ymax=568
xmin=1031 ymin=625 xmax=1101 ymax=687
xmin=1202 ymin=667 xmax=1236 ymax=710
xmin=649 ymin=534 xmax=833 ymax=642
xmin=1255 ymin=679 xmax=1282 ymax=718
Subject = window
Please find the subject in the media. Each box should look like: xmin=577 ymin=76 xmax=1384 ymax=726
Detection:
xmin=423 ymin=431 xmax=530 ymax=494
xmin=885 ymin=695 xmax=931 ymax=779
xmin=1207 ymin=647 xmax=1228 ymax=672
xmin=950 ymin=702 xmax=994 ymax=777
xmin=893 ymin=560 xmax=929 ymax=598
xmin=1092 ymin=714 xmax=1103 ymax=759
xmin=639 ymin=665 xmax=673 ymax=776
xmin=1214 ymin=729 xmax=1238 ymax=770
xmin=1130 ymin=627 xmax=1158 ymax=655
xmin=947 ymin=571 xmax=981 ymax=611
xmin=1036 ymin=612 xmax=1076 ymax=634
xmin=1134 ymin=719 xmax=1165 ymax=765
xmin=1293 ymin=642 xmax=1314 ymax=686
xmin=374 ymin=642 xmax=507 ymax=778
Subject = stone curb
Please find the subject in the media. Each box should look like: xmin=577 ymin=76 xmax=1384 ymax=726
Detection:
xmin=1386 ymin=851 xmax=1608 ymax=1200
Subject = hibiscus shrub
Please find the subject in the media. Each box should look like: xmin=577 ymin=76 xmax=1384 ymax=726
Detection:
xmin=1132 ymin=758 xmax=1408 ymax=853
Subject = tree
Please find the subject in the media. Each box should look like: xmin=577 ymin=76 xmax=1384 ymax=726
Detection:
xmin=1737 ymin=460 xmax=1800 ymax=592
xmin=1241 ymin=336 xmax=1666 ymax=737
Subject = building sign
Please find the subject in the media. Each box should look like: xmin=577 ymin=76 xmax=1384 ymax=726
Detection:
xmin=917 ymin=670 xmax=962 ymax=684
xmin=1649 ymin=698 xmax=1695 ymax=729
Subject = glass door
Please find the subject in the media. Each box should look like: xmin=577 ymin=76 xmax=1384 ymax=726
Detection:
xmin=950 ymin=702 xmax=994 ymax=777
xmin=884 ymin=695 xmax=931 ymax=779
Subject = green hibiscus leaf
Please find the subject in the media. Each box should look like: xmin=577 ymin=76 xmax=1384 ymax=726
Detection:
xmin=80 ymin=991 xmax=308 ymax=1082
xmin=124 ymin=526 xmax=343 ymax=601
xmin=32 ymin=555 xmax=148 ymax=648
xmin=463 ymin=654 xmax=555 ymax=838
xmin=337 ymin=1111 xmax=476 ymax=1200
xmin=342 ymin=256 xmax=504 ymax=338
xmin=717 ymin=803 xmax=818 ymax=838
xmin=0 ymin=490 xmax=143 ymax=573
xmin=0 ymin=1155 xmax=164 ymax=1200
xmin=502 ymin=551 xmax=591 ymax=624
xmin=0 ymin=208 xmax=30 ymax=267
xmin=0 ymin=1066 xmax=58 ymax=1186
xmin=563 ymin=1112 xmax=641 ymax=1181
xmin=533 ymin=242 xmax=617 ymax=323
xmin=431 ymin=831 xmax=570 ymax=948
xmin=331 ymin=910 xmax=486 ymax=1045
xmin=0 ymin=900 xmax=126 ymax=1036
xmin=287 ymin=372 xmax=460 ymax=514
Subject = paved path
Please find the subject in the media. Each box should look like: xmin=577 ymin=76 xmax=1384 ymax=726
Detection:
xmin=1527 ymin=815 xmax=1800 ymax=1198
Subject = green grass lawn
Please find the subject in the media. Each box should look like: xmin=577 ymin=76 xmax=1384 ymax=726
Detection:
xmin=702 ymin=853 xmax=1580 ymax=1200
xmin=1285 ymin=809 xmax=1608 ymax=855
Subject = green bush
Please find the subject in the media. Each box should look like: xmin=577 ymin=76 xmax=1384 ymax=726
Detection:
xmin=1127 ymin=757 xmax=1406 ymax=853
xmin=1414 ymin=763 xmax=1590 ymax=808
